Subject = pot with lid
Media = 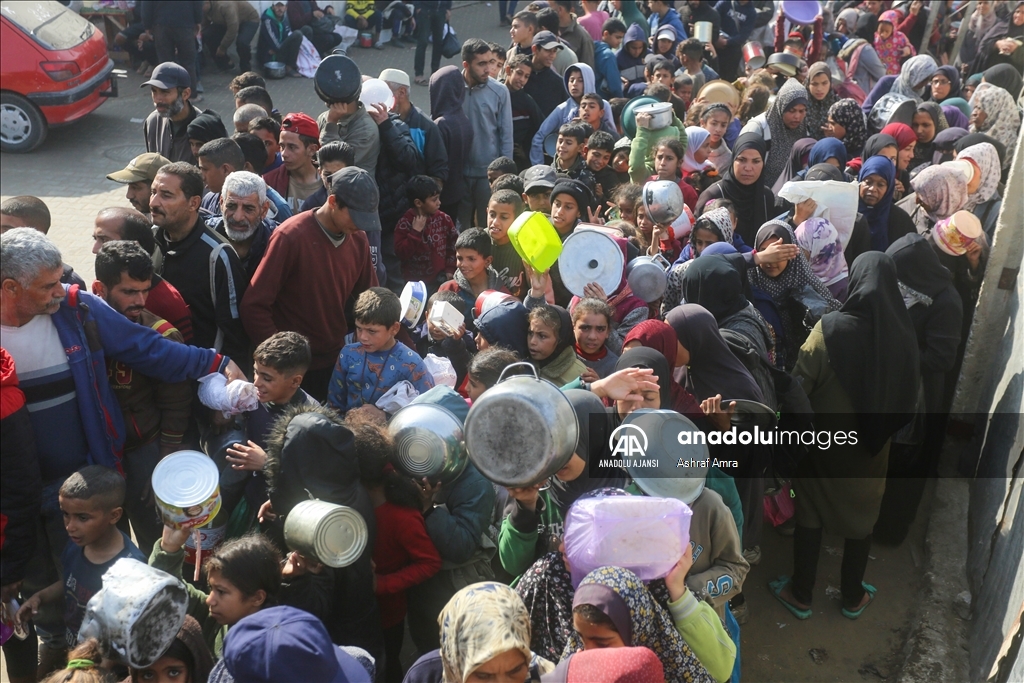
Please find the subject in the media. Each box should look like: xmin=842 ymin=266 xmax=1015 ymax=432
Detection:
xmin=558 ymin=229 xmax=624 ymax=298
xmin=465 ymin=363 xmax=578 ymax=487
xmin=388 ymin=403 xmax=468 ymax=483
xmin=633 ymin=101 xmax=674 ymax=131
xmin=626 ymin=253 xmax=672 ymax=302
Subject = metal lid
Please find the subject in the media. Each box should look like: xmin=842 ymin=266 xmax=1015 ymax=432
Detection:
xmin=558 ymin=229 xmax=624 ymax=298
xmin=388 ymin=403 xmax=465 ymax=480
xmin=725 ymin=398 xmax=778 ymax=430
xmin=634 ymin=101 xmax=673 ymax=115
xmin=314 ymin=54 xmax=362 ymax=104
xmin=285 ymin=501 xmax=368 ymax=568
xmin=399 ymin=280 xmax=427 ymax=327
xmin=620 ymin=410 xmax=709 ymax=505
xmin=152 ymin=451 xmax=219 ymax=508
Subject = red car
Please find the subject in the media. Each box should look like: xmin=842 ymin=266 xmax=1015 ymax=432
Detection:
xmin=1 ymin=0 xmax=118 ymax=153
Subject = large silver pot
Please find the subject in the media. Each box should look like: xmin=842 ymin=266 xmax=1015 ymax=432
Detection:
xmin=465 ymin=363 xmax=578 ymax=487
xmin=388 ymin=403 xmax=467 ymax=483
xmin=633 ymin=101 xmax=674 ymax=130
xmin=643 ymin=180 xmax=684 ymax=225
xmin=626 ymin=253 xmax=672 ymax=302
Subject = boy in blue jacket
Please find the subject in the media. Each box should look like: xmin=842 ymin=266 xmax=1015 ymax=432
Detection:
xmin=594 ymin=18 xmax=627 ymax=99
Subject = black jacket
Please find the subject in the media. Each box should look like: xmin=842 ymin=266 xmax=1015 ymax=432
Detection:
xmin=154 ymin=217 xmax=250 ymax=363
xmin=510 ymin=88 xmax=543 ymax=171
xmin=377 ymin=113 xmax=425 ymax=233
xmin=0 ymin=349 xmax=40 ymax=588
xmin=523 ymin=65 xmax=569 ymax=119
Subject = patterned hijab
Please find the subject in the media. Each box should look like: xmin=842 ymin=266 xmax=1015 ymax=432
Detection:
xmin=565 ymin=566 xmax=713 ymax=683
xmin=890 ymin=55 xmax=938 ymax=101
xmin=692 ymin=207 xmax=735 ymax=246
xmin=957 ymin=142 xmax=1001 ymax=211
xmin=749 ymin=220 xmax=842 ymax=320
xmin=764 ymin=79 xmax=811 ymax=187
xmin=969 ymin=83 xmax=1021 ymax=165
xmin=857 ymin=155 xmax=897 ymax=251
xmin=805 ymin=61 xmax=838 ymax=139
xmin=828 ymin=98 xmax=868 ymax=157
xmin=440 ymin=582 xmax=553 ymax=683
xmin=515 ymin=553 xmax=576 ymax=664
xmin=910 ymin=164 xmax=969 ymax=223
xmin=796 ymin=217 xmax=848 ymax=286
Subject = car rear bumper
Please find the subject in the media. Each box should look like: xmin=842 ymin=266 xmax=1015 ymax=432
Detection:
xmin=26 ymin=58 xmax=115 ymax=106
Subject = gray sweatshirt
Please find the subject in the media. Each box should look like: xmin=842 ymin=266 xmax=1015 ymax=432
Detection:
xmin=461 ymin=76 xmax=514 ymax=178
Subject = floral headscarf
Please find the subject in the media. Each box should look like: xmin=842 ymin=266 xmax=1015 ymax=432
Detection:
xmin=890 ymin=54 xmax=938 ymax=101
xmin=827 ymin=98 xmax=868 ymax=157
xmin=796 ymin=217 xmax=848 ymax=287
xmin=969 ymin=83 xmax=1021 ymax=166
xmin=749 ymin=220 xmax=842 ymax=320
xmin=956 ymin=142 xmax=1001 ymax=211
xmin=564 ymin=566 xmax=713 ymax=683
xmin=440 ymin=582 xmax=554 ymax=683
xmin=910 ymin=164 xmax=969 ymax=224
xmin=514 ymin=553 xmax=575 ymax=664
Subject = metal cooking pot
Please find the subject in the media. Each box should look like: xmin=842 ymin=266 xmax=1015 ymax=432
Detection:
xmin=388 ymin=403 xmax=467 ymax=483
xmin=634 ymin=102 xmax=674 ymax=131
xmin=766 ymin=51 xmax=799 ymax=77
xmin=559 ymin=229 xmax=624 ymax=298
xmin=868 ymin=93 xmax=916 ymax=134
xmin=621 ymin=96 xmax=659 ymax=139
xmin=626 ymin=253 xmax=672 ymax=302
xmin=643 ymin=180 xmax=684 ymax=225
xmin=314 ymin=54 xmax=362 ymax=104
xmin=465 ymin=363 xmax=578 ymax=487
xmin=264 ymin=61 xmax=286 ymax=79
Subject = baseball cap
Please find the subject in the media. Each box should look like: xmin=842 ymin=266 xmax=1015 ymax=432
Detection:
xmin=521 ymin=165 xmax=557 ymax=193
xmin=141 ymin=62 xmax=191 ymax=90
xmin=330 ymin=167 xmax=381 ymax=232
xmin=379 ymin=68 xmax=410 ymax=87
xmin=214 ymin=607 xmax=370 ymax=683
xmin=532 ymin=31 xmax=563 ymax=50
xmin=281 ymin=112 xmax=319 ymax=140
xmin=106 ymin=152 xmax=171 ymax=184
xmin=656 ymin=26 xmax=677 ymax=42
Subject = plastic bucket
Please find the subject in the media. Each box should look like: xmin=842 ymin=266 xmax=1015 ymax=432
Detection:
xmin=508 ymin=211 xmax=563 ymax=272
xmin=151 ymin=451 xmax=221 ymax=529
xmin=399 ymin=280 xmax=428 ymax=327
xmin=284 ymin=500 xmax=368 ymax=568
xmin=359 ymin=32 xmax=373 ymax=48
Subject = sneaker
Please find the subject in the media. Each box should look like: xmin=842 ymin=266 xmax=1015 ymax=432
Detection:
xmin=742 ymin=545 xmax=761 ymax=566
xmin=731 ymin=602 xmax=749 ymax=625
xmin=373 ymin=41 xmax=385 ymax=50
xmin=195 ymin=81 xmax=205 ymax=94
xmin=387 ymin=38 xmax=406 ymax=48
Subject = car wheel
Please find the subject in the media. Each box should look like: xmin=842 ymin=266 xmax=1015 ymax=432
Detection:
xmin=0 ymin=93 xmax=48 ymax=153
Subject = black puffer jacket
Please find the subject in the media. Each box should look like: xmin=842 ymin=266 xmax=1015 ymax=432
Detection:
xmin=376 ymin=113 xmax=424 ymax=234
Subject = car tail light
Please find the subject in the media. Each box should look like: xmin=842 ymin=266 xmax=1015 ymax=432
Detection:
xmin=41 ymin=61 xmax=81 ymax=82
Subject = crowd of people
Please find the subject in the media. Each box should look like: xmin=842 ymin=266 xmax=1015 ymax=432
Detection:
xmin=1 ymin=0 xmax=1021 ymax=682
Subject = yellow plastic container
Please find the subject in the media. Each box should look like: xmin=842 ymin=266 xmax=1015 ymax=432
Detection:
xmin=507 ymin=211 xmax=563 ymax=272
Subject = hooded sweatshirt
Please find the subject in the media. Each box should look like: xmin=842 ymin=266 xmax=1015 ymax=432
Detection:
xmin=593 ymin=40 xmax=624 ymax=99
xmin=461 ymin=71 xmax=514 ymax=179
xmin=475 ymin=300 xmax=531 ymax=359
xmin=430 ymin=66 xmax=473 ymax=208
xmin=530 ymin=63 xmax=620 ymax=165
xmin=617 ymin=23 xmax=649 ymax=89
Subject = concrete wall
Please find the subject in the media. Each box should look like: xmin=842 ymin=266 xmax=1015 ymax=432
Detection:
xmin=940 ymin=128 xmax=1024 ymax=682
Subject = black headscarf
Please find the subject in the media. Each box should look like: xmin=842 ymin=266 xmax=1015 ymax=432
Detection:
xmin=715 ymin=133 xmax=771 ymax=244
xmin=533 ymin=305 xmax=575 ymax=369
xmin=862 ymin=133 xmax=899 ymax=160
xmin=547 ymin=390 xmax=628 ymax=515
xmin=681 ymin=253 xmax=749 ymax=322
xmin=982 ymin=63 xmax=1024 ymax=98
xmin=804 ymin=163 xmax=845 ymax=182
xmin=885 ymin=234 xmax=954 ymax=299
xmin=613 ymin=347 xmax=673 ymax=411
xmin=954 ymin=132 xmax=1007 ymax=166
xmin=820 ymin=252 xmax=920 ymax=455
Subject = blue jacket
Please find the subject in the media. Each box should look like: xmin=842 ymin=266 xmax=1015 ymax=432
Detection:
xmin=649 ymin=8 xmax=687 ymax=40
xmin=51 ymin=286 xmax=227 ymax=473
xmin=593 ymin=41 xmax=623 ymax=99
xmin=715 ymin=0 xmax=757 ymax=48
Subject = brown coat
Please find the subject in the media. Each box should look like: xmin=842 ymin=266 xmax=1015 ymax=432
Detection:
xmin=207 ymin=0 xmax=260 ymax=52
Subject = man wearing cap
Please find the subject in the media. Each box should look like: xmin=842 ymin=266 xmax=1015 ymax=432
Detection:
xmin=521 ymin=165 xmax=558 ymax=213
xmin=534 ymin=7 xmax=580 ymax=76
xmin=317 ymin=80 xmax=381 ymax=178
xmin=106 ymin=152 xmax=171 ymax=219
xmin=549 ymin=0 xmax=595 ymax=68
xmin=143 ymin=62 xmax=209 ymax=164
xmin=460 ymin=39 xmax=514 ymax=231
xmin=523 ymin=31 xmax=569 ymax=118
xmin=241 ymin=167 xmax=379 ymax=401
xmin=263 ymin=113 xmax=322 ymax=212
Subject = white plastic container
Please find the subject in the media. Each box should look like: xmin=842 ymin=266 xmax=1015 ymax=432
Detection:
xmin=428 ymin=300 xmax=465 ymax=336
xmin=564 ymin=495 xmax=693 ymax=587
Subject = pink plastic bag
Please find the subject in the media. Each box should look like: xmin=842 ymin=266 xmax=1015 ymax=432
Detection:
xmin=763 ymin=482 xmax=795 ymax=527
xmin=564 ymin=496 xmax=692 ymax=587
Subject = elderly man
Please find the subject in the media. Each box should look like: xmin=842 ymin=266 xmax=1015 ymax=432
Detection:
xmin=208 ymin=171 xmax=275 ymax=279
xmin=381 ymin=68 xmax=449 ymax=187
xmin=150 ymin=162 xmax=250 ymax=362
xmin=232 ymin=103 xmax=268 ymax=133
xmin=0 ymin=196 xmax=86 ymax=289
xmin=91 ymin=240 xmax=192 ymax=552
xmin=91 ymin=207 xmax=193 ymax=341
xmin=0 ymin=228 xmax=242 ymax=678
xmin=105 ymin=152 xmax=171 ymax=218
xmin=143 ymin=62 xmax=210 ymax=164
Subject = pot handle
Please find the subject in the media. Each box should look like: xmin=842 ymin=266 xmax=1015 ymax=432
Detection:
xmin=497 ymin=361 xmax=538 ymax=384
xmin=653 ymin=253 xmax=672 ymax=270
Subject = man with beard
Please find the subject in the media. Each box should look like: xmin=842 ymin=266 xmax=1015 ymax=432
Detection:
xmin=150 ymin=163 xmax=250 ymax=364
xmin=195 ymin=137 xmax=247 ymax=215
xmin=105 ymin=152 xmax=171 ymax=220
xmin=0 ymin=229 xmax=243 ymax=678
xmin=143 ymin=63 xmax=209 ymax=164
xmin=91 ymin=240 xmax=191 ymax=553
xmin=209 ymin=171 xmax=275 ymax=280
xmin=91 ymin=207 xmax=193 ymax=342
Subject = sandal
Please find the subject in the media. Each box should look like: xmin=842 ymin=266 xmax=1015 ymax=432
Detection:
xmin=841 ymin=582 xmax=877 ymax=620
xmin=414 ymin=75 xmax=429 ymax=86
xmin=768 ymin=576 xmax=812 ymax=620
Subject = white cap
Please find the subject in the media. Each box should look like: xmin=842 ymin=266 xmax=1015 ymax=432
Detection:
xmin=379 ymin=68 xmax=410 ymax=87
